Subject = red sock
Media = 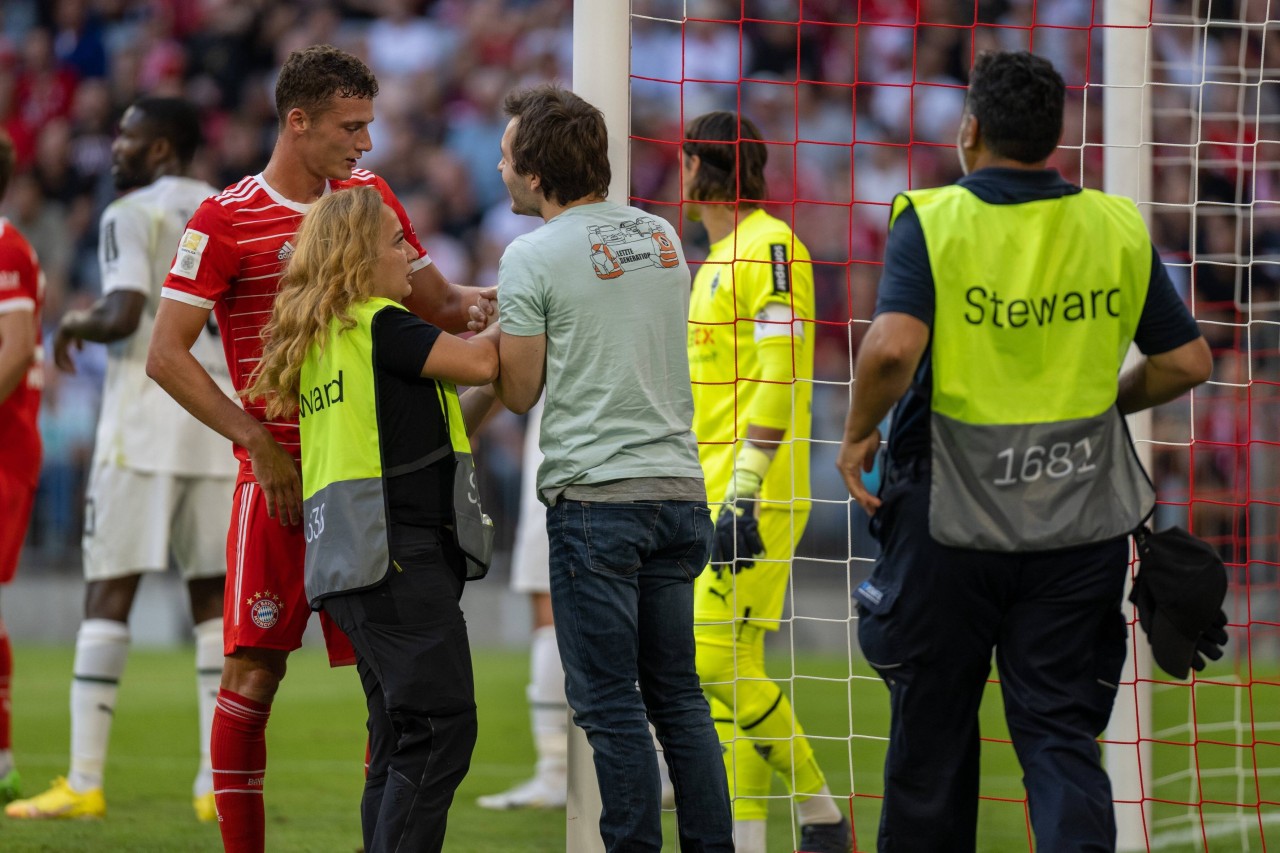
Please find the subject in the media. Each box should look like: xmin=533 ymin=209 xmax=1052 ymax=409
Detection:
xmin=0 ymin=620 xmax=11 ymax=752
xmin=212 ymin=688 xmax=271 ymax=853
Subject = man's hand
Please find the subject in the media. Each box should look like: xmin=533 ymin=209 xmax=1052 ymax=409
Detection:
xmin=248 ymin=436 xmax=302 ymax=526
xmin=53 ymin=312 xmax=89 ymax=373
xmin=837 ymin=427 xmax=882 ymax=516
xmin=467 ymin=287 xmax=498 ymax=332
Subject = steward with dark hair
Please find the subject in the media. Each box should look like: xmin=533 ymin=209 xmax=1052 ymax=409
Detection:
xmin=838 ymin=49 xmax=1213 ymax=853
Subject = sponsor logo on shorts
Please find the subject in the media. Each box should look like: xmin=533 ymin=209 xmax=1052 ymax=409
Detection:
xmin=246 ymin=590 xmax=283 ymax=629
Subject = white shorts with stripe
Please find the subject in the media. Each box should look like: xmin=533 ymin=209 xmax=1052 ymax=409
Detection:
xmin=83 ymin=463 xmax=233 ymax=582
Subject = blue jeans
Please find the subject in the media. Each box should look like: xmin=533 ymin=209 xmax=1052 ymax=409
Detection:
xmin=547 ymin=499 xmax=733 ymax=853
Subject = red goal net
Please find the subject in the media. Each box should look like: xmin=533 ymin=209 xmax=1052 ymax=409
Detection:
xmin=621 ymin=1 xmax=1280 ymax=849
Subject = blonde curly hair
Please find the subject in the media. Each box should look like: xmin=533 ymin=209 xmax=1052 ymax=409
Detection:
xmin=243 ymin=186 xmax=387 ymax=419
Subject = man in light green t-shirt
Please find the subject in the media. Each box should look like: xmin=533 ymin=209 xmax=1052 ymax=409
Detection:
xmin=492 ymin=83 xmax=732 ymax=853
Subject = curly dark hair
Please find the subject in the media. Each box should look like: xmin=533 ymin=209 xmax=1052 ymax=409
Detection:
xmin=274 ymin=44 xmax=379 ymax=124
xmin=966 ymin=51 xmax=1065 ymax=164
xmin=132 ymin=96 xmax=203 ymax=166
xmin=682 ymin=111 xmax=767 ymax=204
xmin=503 ymin=84 xmax=610 ymax=206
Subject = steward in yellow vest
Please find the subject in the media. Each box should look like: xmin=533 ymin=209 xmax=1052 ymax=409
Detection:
xmin=242 ymin=186 xmax=501 ymax=852
xmin=300 ymin=297 xmax=493 ymax=606
xmin=836 ymin=51 xmax=1211 ymax=853
xmin=899 ymin=183 xmax=1155 ymax=551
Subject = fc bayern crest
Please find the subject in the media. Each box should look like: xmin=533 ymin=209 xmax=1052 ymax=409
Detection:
xmin=247 ymin=590 xmax=283 ymax=629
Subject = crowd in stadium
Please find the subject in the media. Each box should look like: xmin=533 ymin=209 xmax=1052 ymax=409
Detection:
xmin=2 ymin=0 xmax=1269 ymax=560
xmin=0 ymin=0 xmax=1268 ymax=851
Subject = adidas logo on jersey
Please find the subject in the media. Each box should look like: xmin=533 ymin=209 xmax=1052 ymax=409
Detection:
xmin=278 ymin=241 xmax=295 ymax=261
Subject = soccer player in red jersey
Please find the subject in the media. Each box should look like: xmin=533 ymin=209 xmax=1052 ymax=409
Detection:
xmin=0 ymin=129 xmax=44 ymax=806
xmin=146 ymin=45 xmax=491 ymax=853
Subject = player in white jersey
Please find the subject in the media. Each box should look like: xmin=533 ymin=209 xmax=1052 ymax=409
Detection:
xmin=6 ymin=98 xmax=235 ymax=824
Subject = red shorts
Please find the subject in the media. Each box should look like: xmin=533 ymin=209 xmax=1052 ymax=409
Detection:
xmin=0 ymin=469 xmax=35 ymax=584
xmin=225 ymin=481 xmax=355 ymax=666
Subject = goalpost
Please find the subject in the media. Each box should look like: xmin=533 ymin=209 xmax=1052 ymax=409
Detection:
xmin=568 ymin=3 xmax=1277 ymax=851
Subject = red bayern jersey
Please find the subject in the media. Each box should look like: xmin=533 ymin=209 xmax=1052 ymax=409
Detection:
xmin=0 ymin=217 xmax=44 ymax=487
xmin=160 ymin=169 xmax=429 ymax=470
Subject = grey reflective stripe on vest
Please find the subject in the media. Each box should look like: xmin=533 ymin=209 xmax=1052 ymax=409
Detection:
xmin=453 ymin=450 xmax=493 ymax=580
xmin=303 ymin=477 xmax=389 ymax=605
xmin=929 ymin=408 xmax=1154 ymax=551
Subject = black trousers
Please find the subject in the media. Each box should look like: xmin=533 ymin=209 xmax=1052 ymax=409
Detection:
xmin=856 ymin=463 xmax=1129 ymax=853
xmin=322 ymin=525 xmax=476 ymax=853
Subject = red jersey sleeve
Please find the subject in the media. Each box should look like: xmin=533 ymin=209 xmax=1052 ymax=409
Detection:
xmin=0 ymin=239 xmax=33 ymax=285
xmin=370 ymin=176 xmax=430 ymax=269
xmin=0 ymin=239 xmax=36 ymax=310
xmin=160 ymin=197 xmax=240 ymax=308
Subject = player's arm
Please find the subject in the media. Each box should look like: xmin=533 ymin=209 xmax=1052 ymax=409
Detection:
xmin=404 ymin=262 xmax=495 ymax=334
xmin=0 ymin=307 xmax=34 ymax=404
xmin=57 ymin=200 xmax=151 ymax=372
xmin=147 ymin=298 xmax=301 ymax=524
xmin=377 ymin=178 xmax=496 ymax=333
xmin=735 ymin=238 xmax=813 ymax=483
xmin=724 ymin=345 xmax=792 ymax=509
xmin=53 ymin=291 xmax=145 ymax=373
xmin=712 ymin=234 xmax=809 ymax=505
xmin=493 ymin=330 xmax=546 ymax=415
xmin=460 ymin=384 xmax=502 ymax=434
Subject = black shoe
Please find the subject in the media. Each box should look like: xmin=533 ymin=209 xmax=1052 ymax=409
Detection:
xmin=799 ymin=815 xmax=853 ymax=853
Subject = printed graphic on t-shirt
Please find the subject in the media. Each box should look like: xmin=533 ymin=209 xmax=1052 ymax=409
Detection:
xmin=587 ymin=216 xmax=679 ymax=280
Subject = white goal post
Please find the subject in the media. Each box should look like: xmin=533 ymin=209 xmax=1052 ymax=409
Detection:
xmin=565 ymin=6 xmax=628 ymax=852
xmin=1102 ymin=1 xmax=1157 ymax=850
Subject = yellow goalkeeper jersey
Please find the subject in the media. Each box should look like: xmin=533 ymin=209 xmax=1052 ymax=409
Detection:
xmin=688 ymin=208 xmax=814 ymax=509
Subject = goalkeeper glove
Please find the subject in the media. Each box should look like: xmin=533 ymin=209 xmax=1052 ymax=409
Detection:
xmin=711 ymin=444 xmax=771 ymax=572
xmin=1191 ymin=609 xmax=1229 ymax=673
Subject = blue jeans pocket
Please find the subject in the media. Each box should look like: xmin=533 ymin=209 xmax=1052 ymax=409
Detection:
xmin=679 ymin=504 xmax=713 ymax=580
xmin=583 ymin=501 xmax=661 ymax=577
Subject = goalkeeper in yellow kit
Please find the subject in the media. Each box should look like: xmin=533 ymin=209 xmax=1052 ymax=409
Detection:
xmin=683 ymin=111 xmax=851 ymax=853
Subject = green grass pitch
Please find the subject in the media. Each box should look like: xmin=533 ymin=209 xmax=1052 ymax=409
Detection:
xmin=0 ymin=646 xmax=1268 ymax=851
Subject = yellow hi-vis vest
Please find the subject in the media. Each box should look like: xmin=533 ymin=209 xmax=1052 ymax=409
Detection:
xmin=894 ymin=183 xmax=1156 ymax=551
xmin=298 ymin=298 xmax=492 ymax=606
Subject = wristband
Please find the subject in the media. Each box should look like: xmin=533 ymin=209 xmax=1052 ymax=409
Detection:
xmin=725 ymin=443 xmax=773 ymax=502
